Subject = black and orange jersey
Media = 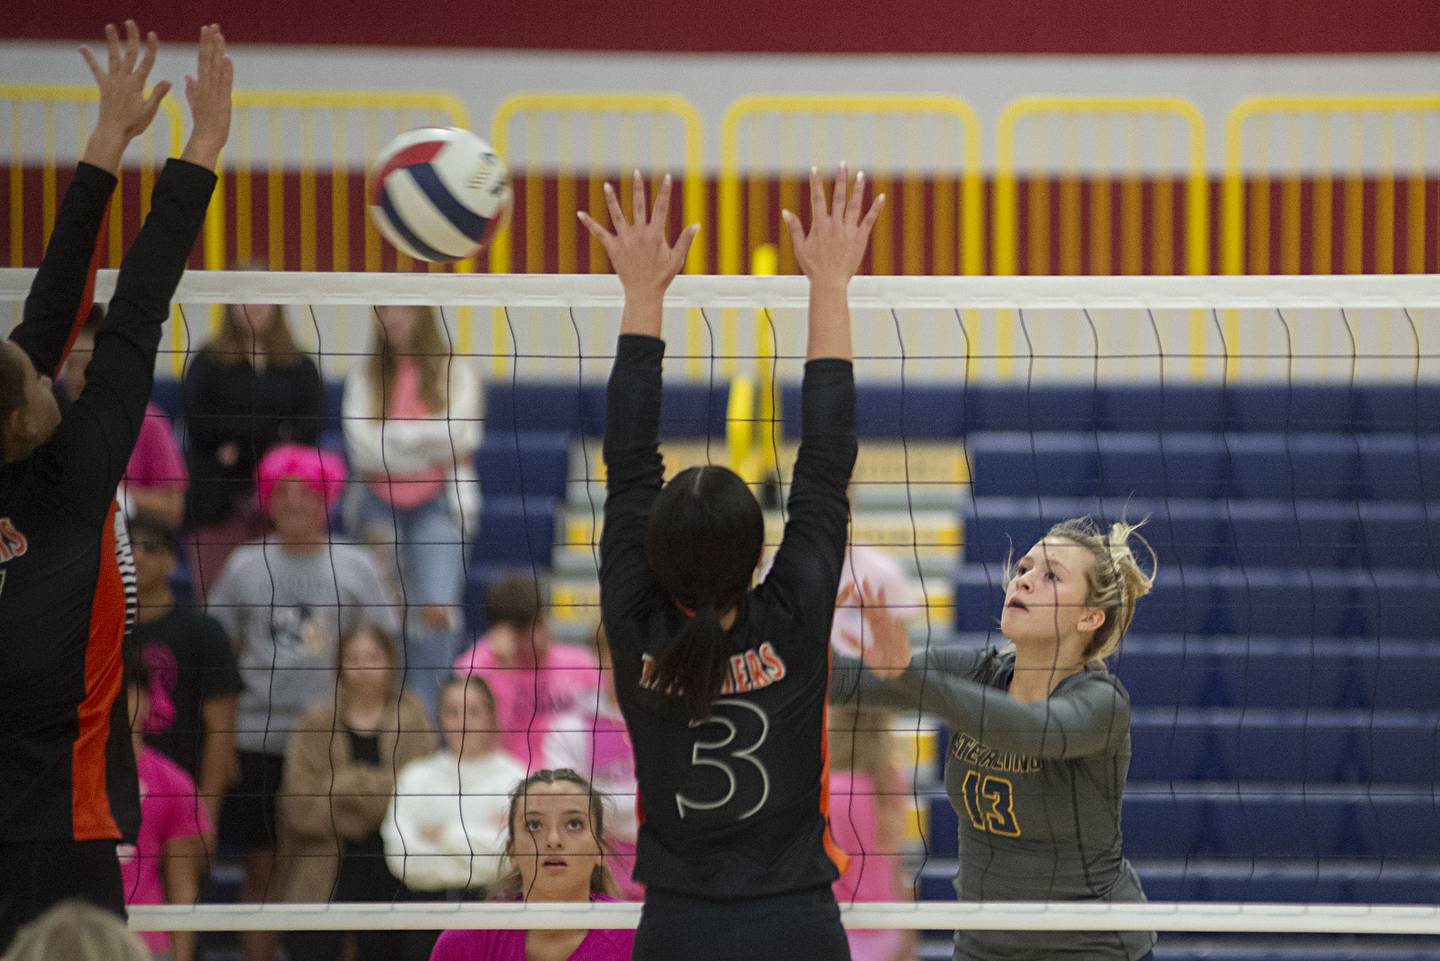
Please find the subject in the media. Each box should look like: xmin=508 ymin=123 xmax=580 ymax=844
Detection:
xmin=0 ymin=160 xmax=215 ymax=843
xmin=600 ymin=334 xmax=858 ymax=899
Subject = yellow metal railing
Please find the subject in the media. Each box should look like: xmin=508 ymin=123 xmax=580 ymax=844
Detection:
xmin=489 ymin=92 xmax=705 ymax=375
xmin=2 ymin=84 xmax=185 ymax=268
xmin=1223 ymin=94 xmax=1440 ymax=276
xmin=719 ymin=93 xmax=984 ymax=278
xmin=220 ymin=89 xmax=471 ymax=272
xmin=1221 ymin=95 xmax=1440 ymax=378
xmin=3 ymin=84 xmax=186 ymax=369
xmin=994 ymin=96 xmax=1208 ymax=378
xmin=995 ymin=95 xmax=1208 ymax=276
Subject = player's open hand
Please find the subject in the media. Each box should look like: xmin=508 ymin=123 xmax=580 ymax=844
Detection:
xmin=79 ymin=21 xmax=170 ymax=172
xmin=783 ymin=164 xmax=885 ymax=289
xmin=180 ymin=24 xmax=233 ymax=171
xmin=839 ymin=578 xmax=912 ymax=681
xmin=579 ymin=170 xmax=699 ymax=299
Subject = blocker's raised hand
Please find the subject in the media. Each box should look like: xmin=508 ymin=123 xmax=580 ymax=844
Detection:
xmin=839 ymin=578 xmax=912 ymax=681
xmin=579 ymin=170 xmax=699 ymax=298
xmin=783 ymin=164 xmax=885 ymax=289
xmin=180 ymin=24 xmax=233 ymax=171
xmin=79 ymin=20 xmax=171 ymax=173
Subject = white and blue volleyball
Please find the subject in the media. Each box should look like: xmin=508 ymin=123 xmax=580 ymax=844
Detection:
xmin=367 ymin=127 xmax=511 ymax=262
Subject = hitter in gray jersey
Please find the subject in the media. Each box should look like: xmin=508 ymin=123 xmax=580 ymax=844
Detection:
xmin=832 ymin=516 xmax=1158 ymax=961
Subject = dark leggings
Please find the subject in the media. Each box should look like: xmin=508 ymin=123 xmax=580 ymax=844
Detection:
xmin=633 ymin=886 xmax=851 ymax=961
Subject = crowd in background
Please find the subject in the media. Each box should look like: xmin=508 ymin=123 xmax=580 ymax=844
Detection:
xmin=86 ymin=297 xmax=918 ymax=961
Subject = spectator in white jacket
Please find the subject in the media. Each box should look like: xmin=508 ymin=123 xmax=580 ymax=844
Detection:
xmin=382 ymin=674 xmax=525 ymax=902
xmin=343 ymin=305 xmax=482 ymax=718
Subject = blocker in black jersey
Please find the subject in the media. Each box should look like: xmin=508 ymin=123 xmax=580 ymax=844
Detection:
xmin=602 ymin=334 xmax=858 ymax=899
xmin=0 ymin=156 xmax=216 ymax=847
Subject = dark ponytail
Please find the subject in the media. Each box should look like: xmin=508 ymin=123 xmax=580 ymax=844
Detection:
xmin=645 ymin=465 xmax=764 ymax=722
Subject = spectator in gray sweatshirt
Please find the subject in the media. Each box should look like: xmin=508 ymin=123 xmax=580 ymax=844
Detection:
xmin=834 ymin=516 xmax=1158 ymax=961
xmin=206 ymin=443 xmax=396 ymax=961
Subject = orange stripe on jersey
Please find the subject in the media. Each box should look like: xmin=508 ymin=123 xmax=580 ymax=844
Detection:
xmin=819 ymin=646 xmax=851 ymax=877
xmin=71 ymin=500 xmax=126 ymax=841
xmin=51 ymin=207 xmax=109 ymax=378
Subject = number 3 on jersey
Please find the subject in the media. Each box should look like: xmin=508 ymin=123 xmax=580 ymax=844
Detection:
xmin=675 ymin=699 xmax=770 ymax=820
xmin=960 ymin=770 xmax=1021 ymax=837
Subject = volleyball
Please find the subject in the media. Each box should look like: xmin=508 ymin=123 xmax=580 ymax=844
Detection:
xmin=367 ymin=126 xmax=511 ymax=262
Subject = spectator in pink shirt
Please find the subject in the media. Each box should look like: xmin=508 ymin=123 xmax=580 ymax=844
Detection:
xmin=429 ymin=768 xmax=634 ymax=961
xmin=542 ymin=627 xmax=641 ymax=898
xmin=121 ymin=658 xmax=215 ymax=961
xmin=828 ymin=705 xmax=914 ymax=961
xmin=59 ymin=306 xmax=188 ymax=528
xmin=454 ymin=576 xmax=599 ymax=770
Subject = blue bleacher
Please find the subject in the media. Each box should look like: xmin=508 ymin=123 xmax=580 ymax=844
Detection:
xmin=1111 ymin=636 xmax=1440 ymax=711
xmin=922 ymin=788 xmax=1440 ymax=860
xmin=918 ymin=857 xmax=1440 ymax=906
xmin=474 ymin=431 xmax=572 ymax=501
xmin=965 ymin=432 xmax=1440 ymax=500
xmin=1127 ymin=710 xmax=1440 ymax=783
xmin=483 ymin=380 xmax=730 ymax=437
xmin=952 ymin=565 xmax=1440 ymax=637
xmin=470 ymin=495 xmax=559 ymax=567
xmin=778 ymin=382 xmax=1440 ymax=437
xmin=963 ymin=498 xmax=1440 ymax=570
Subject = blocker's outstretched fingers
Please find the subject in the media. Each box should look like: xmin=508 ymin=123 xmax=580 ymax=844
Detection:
xmin=602 ymin=182 xmax=626 ymax=230
xmin=847 ymin=171 xmax=867 ymax=225
xmin=830 ymin=161 xmax=848 ymax=220
xmin=632 ymin=169 xmax=648 ymax=226
xmin=651 ymin=173 xmax=674 ymax=229
xmin=809 ymin=165 xmax=825 ymax=220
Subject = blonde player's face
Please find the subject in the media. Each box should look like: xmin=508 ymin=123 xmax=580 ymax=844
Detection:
xmin=1000 ymin=539 xmax=1098 ymax=648
xmin=508 ymin=782 xmax=603 ymax=901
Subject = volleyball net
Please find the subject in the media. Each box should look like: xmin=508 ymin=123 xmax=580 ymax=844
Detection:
xmin=0 ymin=270 xmax=1437 ymax=958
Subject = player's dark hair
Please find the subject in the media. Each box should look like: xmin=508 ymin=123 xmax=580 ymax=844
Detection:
xmin=0 ymin=345 xmax=28 ymax=463
xmin=493 ymin=768 xmax=619 ymax=900
xmin=645 ymin=465 xmax=763 ymax=722
xmin=483 ymin=573 xmax=546 ymax=630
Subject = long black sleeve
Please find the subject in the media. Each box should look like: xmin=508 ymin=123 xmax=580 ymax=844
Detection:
xmin=758 ymin=358 xmax=857 ymax=653
xmin=599 ymin=334 xmax=666 ymax=632
xmin=45 ymin=159 xmax=216 ymax=514
xmin=11 ymin=163 xmax=117 ymax=377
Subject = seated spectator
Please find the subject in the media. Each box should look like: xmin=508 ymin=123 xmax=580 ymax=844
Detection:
xmin=129 ymin=510 xmax=240 ymax=822
xmin=182 ymin=289 xmax=322 ymax=596
xmin=6 ymin=900 xmax=151 ymax=961
xmin=384 ymin=674 xmax=526 ymax=895
xmin=59 ymin=305 xmax=188 ymax=528
xmin=453 ymin=575 xmax=599 ymax=769
xmin=429 ymin=768 xmax=635 ymax=961
xmin=343 ymin=304 xmax=482 ymax=720
xmin=542 ymin=626 xmax=641 ymax=897
xmin=207 ymin=444 xmax=395 ymax=961
xmin=827 ymin=705 xmax=913 ymax=961
xmin=279 ymin=623 xmax=434 ymax=961
xmin=120 ymin=660 xmax=215 ymax=961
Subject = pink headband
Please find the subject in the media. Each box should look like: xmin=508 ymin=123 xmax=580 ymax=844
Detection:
xmin=256 ymin=444 xmax=347 ymax=514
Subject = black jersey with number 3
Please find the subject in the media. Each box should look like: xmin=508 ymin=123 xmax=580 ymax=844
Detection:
xmin=600 ymin=334 xmax=858 ymax=899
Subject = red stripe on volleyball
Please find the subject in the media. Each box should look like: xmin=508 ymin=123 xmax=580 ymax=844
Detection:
xmin=367 ymin=139 xmax=446 ymax=204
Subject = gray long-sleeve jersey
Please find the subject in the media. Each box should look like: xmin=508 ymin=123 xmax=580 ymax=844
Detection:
xmin=832 ymin=646 xmax=1155 ymax=961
